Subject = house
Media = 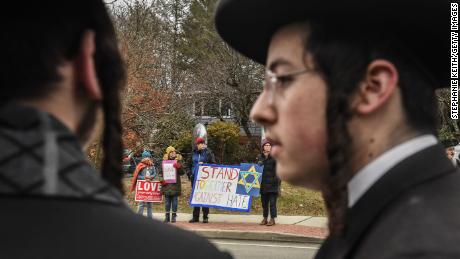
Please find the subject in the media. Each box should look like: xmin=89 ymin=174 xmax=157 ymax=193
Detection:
xmin=191 ymin=94 xmax=262 ymax=144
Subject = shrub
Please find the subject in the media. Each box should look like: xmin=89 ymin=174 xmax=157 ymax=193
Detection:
xmin=172 ymin=131 xmax=193 ymax=158
xmin=207 ymin=121 xmax=241 ymax=164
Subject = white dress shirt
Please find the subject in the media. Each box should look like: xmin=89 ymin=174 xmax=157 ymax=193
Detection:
xmin=347 ymin=134 xmax=438 ymax=208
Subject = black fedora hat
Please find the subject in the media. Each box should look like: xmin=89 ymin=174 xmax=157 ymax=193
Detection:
xmin=215 ymin=0 xmax=452 ymax=87
xmin=441 ymin=138 xmax=459 ymax=148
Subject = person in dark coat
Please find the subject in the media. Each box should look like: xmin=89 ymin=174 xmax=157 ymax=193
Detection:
xmin=0 ymin=2 xmax=232 ymax=258
xmin=159 ymin=146 xmax=185 ymax=223
xmin=215 ymin=0 xmax=458 ymax=258
xmin=441 ymin=138 xmax=460 ymax=167
xmin=187 ymin=137 xmax=216 ymax=223
xmin=257 ymin=139 xmax=280 ymax=226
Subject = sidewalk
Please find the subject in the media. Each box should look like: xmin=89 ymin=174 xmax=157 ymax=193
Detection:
xmin=151 ymin=213 xmax=328 ymax=243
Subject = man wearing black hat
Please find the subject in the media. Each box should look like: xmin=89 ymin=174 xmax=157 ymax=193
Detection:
xmin=442 ymin=138 xmax=460 ymax=167
xmin=215 ymin=0 xmax=459 ymax=258
xmin=0 ymin=1 xmax=231 ymax=258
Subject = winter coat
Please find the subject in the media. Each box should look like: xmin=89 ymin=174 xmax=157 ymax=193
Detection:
xmin=316 ymin=144 xmax=460 ymax=259
xmin=454 ymin=158 xmax=460 ymax=168
xmin=0 ymin=103 xmax=232 ymax=259
xmin=187 ymin=148 xmax=216 ymax=182
xmin=130 ymin=158 xmax=155 ymax=192
xmin=159 ymin=153 xmax=185 ymax=196
xmin=257 ymin=153 xmax=280 ymax=194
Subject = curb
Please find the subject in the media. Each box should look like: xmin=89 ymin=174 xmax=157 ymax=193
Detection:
xmin=190 ymin=229 xmax=325 ymax=244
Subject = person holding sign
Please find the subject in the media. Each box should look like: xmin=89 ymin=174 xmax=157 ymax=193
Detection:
xmin=131 ymin=151 xmax=157 ymax=219
xmin=160 ymin=146 xmax=185 ymax=223
xmin=187 ymin=137 xmax=216 ymax=223
xmin=257 ymin=139 xmax=280 ymax=226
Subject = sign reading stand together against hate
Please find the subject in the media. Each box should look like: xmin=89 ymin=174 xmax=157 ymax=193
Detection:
xmin=190 ymin=163 xmax=263 ymax=212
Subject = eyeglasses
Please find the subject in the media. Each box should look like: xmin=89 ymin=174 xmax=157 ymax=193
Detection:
xmin=264 ymin=68 xmax=313 ymax=104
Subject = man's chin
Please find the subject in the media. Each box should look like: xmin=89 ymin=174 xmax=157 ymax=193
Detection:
xmin=276 ymin=166 xmax=322 ymax=190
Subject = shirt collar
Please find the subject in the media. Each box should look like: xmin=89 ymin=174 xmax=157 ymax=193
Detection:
xmin=347 ymin=134 xmax=438 ymax=208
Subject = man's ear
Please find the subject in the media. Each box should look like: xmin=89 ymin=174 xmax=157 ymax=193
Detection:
xmin=76 ymin=30 xmax=102 ymax=100
xmin=351 ymin=60 xmax=399 ymax=115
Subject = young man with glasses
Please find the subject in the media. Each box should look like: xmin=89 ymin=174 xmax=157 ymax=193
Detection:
xmin=215 ymin=0 xmax=458 ymax=258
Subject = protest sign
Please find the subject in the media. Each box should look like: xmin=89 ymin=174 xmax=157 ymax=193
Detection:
xmin=162 ymin=160 xmax=177 ymax=184
xmin=236 ymin=163 xmax=264 ymax=197
xmin=190 ymin=164 xmax=252 ymax=212
xmin=135 ymin=180 xmax=163 ymax=202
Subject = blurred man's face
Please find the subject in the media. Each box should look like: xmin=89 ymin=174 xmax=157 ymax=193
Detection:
xmin=197 ymin=143 xmax=205 ymax=151
xmin=250 ymin=24 xmax=328 ymax=190
xmin=446 ymin=147 xmax=455 ymax=159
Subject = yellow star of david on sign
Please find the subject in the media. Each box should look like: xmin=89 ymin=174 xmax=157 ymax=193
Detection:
xmin=238 ymin=165 xmax=261 ymax=193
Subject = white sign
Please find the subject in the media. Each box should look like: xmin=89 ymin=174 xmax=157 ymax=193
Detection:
xmin=190 ymin=164 xmax=251 ymax=212
xmin=162 ymin=160 xmax=177 ymax=184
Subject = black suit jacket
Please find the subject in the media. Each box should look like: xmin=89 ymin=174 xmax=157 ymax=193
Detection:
xmin=0 ymin=197 xmax=232 ymax=259
xmin=316 ymin=144 xmax=460 ymax=259
xmin=0 ymin=104 xmax=232 ymax=259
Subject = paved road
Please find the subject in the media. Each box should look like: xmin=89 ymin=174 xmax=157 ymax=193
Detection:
xmin=211 ymin=239 xmax=320 ymax=259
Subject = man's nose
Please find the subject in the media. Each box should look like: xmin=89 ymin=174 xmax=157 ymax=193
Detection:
xmin=250 ymin=90 xmax=277 ymax=126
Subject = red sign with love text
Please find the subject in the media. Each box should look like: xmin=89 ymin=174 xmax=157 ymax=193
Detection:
xmin=135 ymin=180 xmax=162 ymax=202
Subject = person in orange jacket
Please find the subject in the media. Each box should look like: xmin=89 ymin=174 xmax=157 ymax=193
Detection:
xmin=131 ymin=151 xmax=156 ymax=218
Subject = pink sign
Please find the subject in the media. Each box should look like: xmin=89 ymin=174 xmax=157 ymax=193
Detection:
xmin=135 ymin=180 xmax=162 ymax=202
xmin=162 ymin=160 xmax=177 ymax=184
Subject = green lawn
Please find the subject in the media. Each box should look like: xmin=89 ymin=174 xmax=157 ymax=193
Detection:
xmin=124 ymin=176 xmax=326 ymax=216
